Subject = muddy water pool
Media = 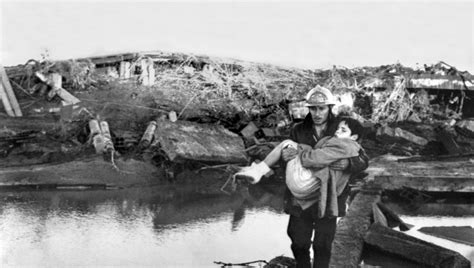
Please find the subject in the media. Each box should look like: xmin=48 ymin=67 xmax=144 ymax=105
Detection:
xmin=1 ymin=186 xmax=473 ymax=267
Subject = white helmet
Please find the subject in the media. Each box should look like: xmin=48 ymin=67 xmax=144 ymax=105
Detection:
xmin=304 ymin=85 xmax=337 ymax=106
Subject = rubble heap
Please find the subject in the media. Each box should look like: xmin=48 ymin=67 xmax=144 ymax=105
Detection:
xmin=2 ymin=51 xmax=474 ymax=167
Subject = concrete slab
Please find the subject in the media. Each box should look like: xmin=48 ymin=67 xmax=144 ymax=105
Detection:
xmin=153 ymin=119 xmax=248 ymax=164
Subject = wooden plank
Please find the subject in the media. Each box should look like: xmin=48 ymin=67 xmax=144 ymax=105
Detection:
xmin=367 ymin=155 xmax=474 ymax=180
xmin=329 ymin=186 xmax=382 ymax=267
xmin=76 ymin=53 xmax=137 ymax=66
xmin=418 ymin=226 xmax=474 ymax=246
xmin=372 ymin=202 xmax=388 ymax=226
xmin=376 ymin=202 xmax=413 ymax=231
xmin=0 ymin=116 xmax=60 ymax=132
xmin=57 ymin=87 xmax=81 ymax=105
xmin=375 ymin=175 xmax=474 ymax=192
xmin=0 ymin=156 xmax=159 ymax=187
xmin=0 ymin=82 xmax=15 ymax=116
xmin=407 ymin=73 xmax=474 ymax=91
xmin=0 ymin=64 xmax=22 ymax=116
xmin=153 ymin=119 xmax=248 ymax=164
xmin=35 ymin=72 xmax=81 ymax=105
xmin=383 ymin=202 xmax=474 ymax=217
xmin=364 ymin=223 xmax=471 ymax=268
xmin=397 ymin=152 xmax=474 ymax=162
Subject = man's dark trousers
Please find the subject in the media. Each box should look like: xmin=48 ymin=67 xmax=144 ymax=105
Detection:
xmin=287 ymin=203 xmax=337 ymax=268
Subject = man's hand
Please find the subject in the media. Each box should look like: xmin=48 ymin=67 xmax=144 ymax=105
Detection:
xmin=329 ymin=158 xmax=349 ymax=170
xmin=282 ymin=147 xmax=298 ymax=162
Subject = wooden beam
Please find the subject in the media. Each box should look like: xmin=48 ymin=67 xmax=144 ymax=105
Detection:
xmin=364 ymin=223 xmax=471 ymax=268
xmin=376 ymin=202 xmax=413 ymax=231
xmin=0 ymin=64 xmax=22 ymax=116
xmin=375 ymin=175 xmax=474 ymax=192
xmin=380 ymin=201 xmax=474 ymax=217
xmin=418 ymin=226 xmax=474 ymax=246
xmin=397 ymin=152 xmax=474 ymax=162
xmin=0 ymin=156 xmax=159 ymax=187
xmin=0 ymin=83 xmax=15 ymax=116
xmin=329 ymin=186 xmax=382 ymax=267
xmin=0 ymin=116 xmax=60 ymax=132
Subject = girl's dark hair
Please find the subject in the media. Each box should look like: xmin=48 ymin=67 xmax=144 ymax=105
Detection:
xmin=336 ymin=116 xmax=365 ymax=141
xmin=321 ymin=107 xmax=338 ymax=136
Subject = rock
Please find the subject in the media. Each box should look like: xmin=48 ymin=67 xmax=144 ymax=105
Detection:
xmin=240 ymin=121 xmax=259 ymax=138
xmin=376 ymin=125 xmax=428 ymax=146
xmin=407 ymin=113 xmax=422 ymax=123
xmin=265 ymin=256 xmax=296 ymax=268
xmin=153 ymin=119 xmax=248 ymax=164
xmin=455 ymin=119 xmax=474 ymax=138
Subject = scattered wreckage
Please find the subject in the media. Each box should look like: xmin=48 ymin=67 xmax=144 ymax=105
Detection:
xmin=1 ymin=52 xmax=474 ymax=267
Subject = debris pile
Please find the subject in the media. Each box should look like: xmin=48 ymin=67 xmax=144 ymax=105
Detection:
xmin=2 ymin=51 xmax=474 ymax=167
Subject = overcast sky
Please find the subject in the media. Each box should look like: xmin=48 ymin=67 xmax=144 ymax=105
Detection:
xmin=1 ymin=0 xmax=473 ymax=72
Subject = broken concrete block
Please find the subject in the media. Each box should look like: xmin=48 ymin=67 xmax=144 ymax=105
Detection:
xmin=260 ymin=128 xmax=280 ymax=138
xmin=240 ymin=122 xmax=259 ymax=138
xmin=376 ymin=125 xmax=428 ymax=146
xmin=154 ymin=119 xmax=248 ymax=164
xmin=168 ymin=111 xmax=177 ymax=122
xmin=183 ymin=66 xmax=195 ymax=75
xmin=455 ymin=119 xmax=474 ymax=138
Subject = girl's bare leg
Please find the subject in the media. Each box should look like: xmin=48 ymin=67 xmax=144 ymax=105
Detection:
xmin=262 ymin=139 xmax=295 ymax=167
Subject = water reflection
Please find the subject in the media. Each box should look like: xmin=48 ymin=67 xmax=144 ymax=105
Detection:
xmin=0 ymin=184 xmax=292 ymax=267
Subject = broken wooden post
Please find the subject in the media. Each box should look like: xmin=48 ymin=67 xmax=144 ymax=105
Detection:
xmin=0 ymin=64 xmax=22 ymax=116
xmin=329 ymin=185 xmax=382 ymax=267
xmin=139 ymin=58 xmax=155 ymax=86
xmin=168 ymin=111 xmax=177 ymax=122
xmin=119 ymin=61 xmax=131 ymax=79
xmin=89 ymin=119 xmax=114 ymax=154
xmin=147 ymin=59 xmax=155 ymax=85
xmin=364 ymin=223 xmax=471 ymax=268
xmin=99 ymin=121 xmax=114 ymax=153
xmin=90 ymin=119 xmax=104 ymax=154
xmin=35 ymin=72 xmax=81 ymax=106
xmin=139 ymin=120 xmax=157 ymax=148
xmin=0 ymin=83 xmax=15 ymax=116
xmin=47 ymin=73 xmax=62 ymax=100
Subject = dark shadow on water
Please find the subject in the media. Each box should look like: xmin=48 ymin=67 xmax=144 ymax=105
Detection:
xmin=0 ymin=181 xmax=286 ymax=233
